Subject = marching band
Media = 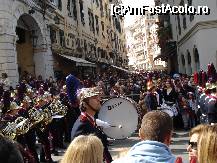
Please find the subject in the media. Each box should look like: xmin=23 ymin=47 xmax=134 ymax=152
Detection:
xmin=0 ymin=63 xmax=217 ymax=163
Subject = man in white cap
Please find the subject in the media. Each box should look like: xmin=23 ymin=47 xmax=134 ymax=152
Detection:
xmin=71 ymin=87 xmax=113 ymax=163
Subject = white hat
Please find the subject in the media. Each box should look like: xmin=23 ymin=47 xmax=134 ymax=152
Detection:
xmin=77 ymin=87 xmax=100 ymax=102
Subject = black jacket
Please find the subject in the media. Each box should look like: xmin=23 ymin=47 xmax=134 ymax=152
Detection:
xmin=71 ymin=116 xmax=112 ymax=162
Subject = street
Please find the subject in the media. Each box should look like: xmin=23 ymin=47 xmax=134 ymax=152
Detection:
xmin=53 ymin=130 xmax=189 ymax=162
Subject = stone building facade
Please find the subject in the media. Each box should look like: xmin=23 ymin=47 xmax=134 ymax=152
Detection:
xmin=155 ymin=0 xmax=217 ymax=75
xmin=0 ymin=0 xmax=127 ymax=87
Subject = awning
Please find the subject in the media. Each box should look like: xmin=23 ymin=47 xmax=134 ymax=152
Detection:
xmin=59 ymin=54 xmax=96 ymax=67
xmin=111 ymin=65 xmax=130 ymax=73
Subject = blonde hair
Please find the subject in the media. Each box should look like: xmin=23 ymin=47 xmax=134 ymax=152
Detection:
xmin=61 ymin=135 xmax=103 ymax=163
xmin=189 ymin=124 xmax=208 ymax=137
xmin=198 ymin=125 xmax=217 ymax=163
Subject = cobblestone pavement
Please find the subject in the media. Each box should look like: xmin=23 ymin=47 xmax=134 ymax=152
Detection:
xmin=52 ymin=130 xmax=189 ymax=162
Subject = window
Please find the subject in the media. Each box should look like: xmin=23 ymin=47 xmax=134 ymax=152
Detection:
xmin=84 ymin=40 xmax=87 ymax=52
xmin=180 ymin=0 xmax=186 ymax=29
xmin=99 ymin=0 xmax=104 ymax=17
xmin=101 ymin=21 xmax=104 ymax=31
xmin=109 ymin=9 xmax=111 ymax=22
xmin=91 ymin=13 xmax=95 ymax=33
xmin=95 ymin=15 xmax=99 ymax=34
xmin=188 ymin=0 xmax=194 ymax=21
xmin=50 ymin=0 xmax=62 ymax=10
xmin=88 ymin=10 xmax=92 ymax=31
xmin=181 ymin=54 xmax=186 ymax=74
xmin=49 ymin=27 xmax=57 ymax=44
xmin=59 ymin=29 xmax=65 ymax=47
xmin=80 ymin=1 xmax=85 ymax=25
xmin=183 ymin=15 xmax=186 ymax=29
xmin=101 ymin=21 xmax=105 ymax=38
xmin=96 ymin=0 xmax=99 ymax=7
xmin=105 ymin=3 xmax=108 ymax=18
xmin=67 ymin=0 xmax=77 ymax=20
xmin=194 ymin=48 xmax=199 ymax=62
xmin=187 ymin=51 xmax=192 ymax=74
xmin=88 ymin=10 xmax=95 ymax=33
xmin=177 ymin=15 xmax=181 ymax=35
xmin=187 ymin=51 xmax=191 ymax=64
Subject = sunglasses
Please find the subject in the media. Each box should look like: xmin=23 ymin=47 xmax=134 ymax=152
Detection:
xmin=189 ymin=141 xmax=197 ymax=150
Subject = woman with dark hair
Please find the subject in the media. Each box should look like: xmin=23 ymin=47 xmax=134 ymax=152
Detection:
xmin=162 ymin=80 xmax=182 ymax=129
xmin=162 ymin=80 xmax=177 ymax=104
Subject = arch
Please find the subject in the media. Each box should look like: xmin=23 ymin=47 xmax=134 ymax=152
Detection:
xmin=13 ymin=5 xmax=47 ymax=47
xmin=16 ymin=14 xmax=44 ymax=78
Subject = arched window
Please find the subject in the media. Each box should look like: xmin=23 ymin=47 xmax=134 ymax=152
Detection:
xmin=187 ymin=51 xmax=191 ymax=64
xmin=181 ymin=54 xmax=185 ymax=66
xmin=194 ymin=47 xmax=200 ymax=71
xmin=187 ymin=51 xmax=192 ymax=74
xmin=181 ymin=54 xmax=186 ymax=74
xmin=194 ymin=48 xmax=199 ymax=62
xmin=183 ymin=16 xmax=187 ymax=29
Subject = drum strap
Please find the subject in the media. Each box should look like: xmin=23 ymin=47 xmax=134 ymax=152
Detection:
xmin=80 ymin=112 xmax=96 ymax=127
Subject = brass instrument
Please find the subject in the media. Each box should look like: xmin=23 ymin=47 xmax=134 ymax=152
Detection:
xmin=1 ymin=116 xmax=30 ymax=139
xmin=38 ymin=100 xmax=68 ymax=131
xmin=39 ymin=107 xmax=53 ymax=132
xmin=28 ymin=108 xmax=44 ymax=126
xmin=1 ymin=121 xmax=17 ymax=140
xmin=50 ymin=100 xmax=67 ymax=117
xmin=14 ymin=117 xmax=30 ymax=136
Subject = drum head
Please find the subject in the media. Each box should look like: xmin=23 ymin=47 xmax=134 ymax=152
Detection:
xmin=98 ymin=97 xmax=138 ymax=139
xmin=161 ymin=109 xmax=174 ymax=117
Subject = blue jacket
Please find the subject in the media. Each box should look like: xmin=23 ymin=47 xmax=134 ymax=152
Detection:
xmin=66 ymin=74 xmax=81 ymax=103
xmin=112 ymin=140 xmax=176 ymax=163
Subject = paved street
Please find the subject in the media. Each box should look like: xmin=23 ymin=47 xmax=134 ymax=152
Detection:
xmin=53 ymin=130 xmax=189 ymax=162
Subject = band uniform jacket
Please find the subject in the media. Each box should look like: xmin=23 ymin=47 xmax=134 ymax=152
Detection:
xmin=71 ymin=113 xmax=113 ymax=162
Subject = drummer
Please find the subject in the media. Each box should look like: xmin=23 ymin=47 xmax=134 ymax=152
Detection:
xmin=71 ymin=87 xmax=113 ymax=163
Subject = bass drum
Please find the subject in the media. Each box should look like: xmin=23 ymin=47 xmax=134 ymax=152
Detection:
xmin=98 ymin=97 xmax=138 ymax=139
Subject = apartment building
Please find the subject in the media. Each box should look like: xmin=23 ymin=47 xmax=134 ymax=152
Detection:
xmin=126 ymin=14 xmax=166 ymax=71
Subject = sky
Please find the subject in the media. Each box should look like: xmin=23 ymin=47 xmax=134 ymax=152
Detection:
xmin=122 ymin=0 xmax=155 ymax=27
